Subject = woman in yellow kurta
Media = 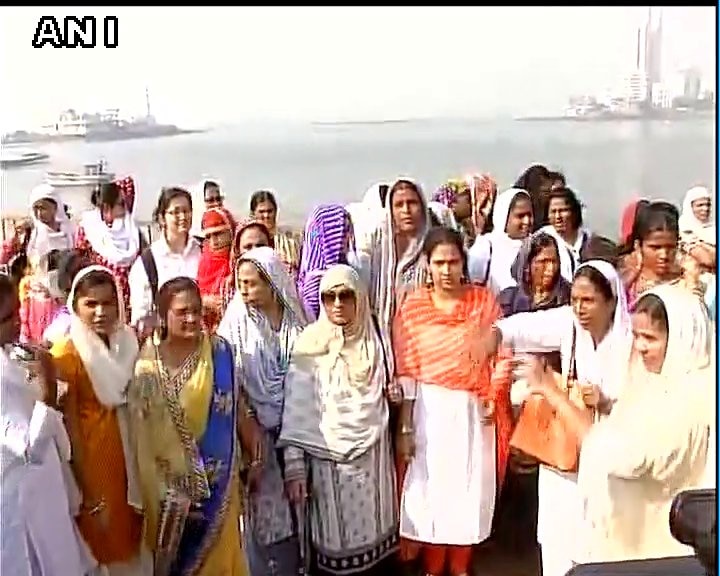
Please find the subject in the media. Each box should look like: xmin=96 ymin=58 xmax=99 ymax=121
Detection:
xmin=51 ymin=265 xmax=145 ymax=573
xmin=128 ymin=275 xmax=247 ymax=576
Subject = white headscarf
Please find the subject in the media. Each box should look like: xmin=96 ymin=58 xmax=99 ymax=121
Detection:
xmin=67 ymin=265 xmax=141 ymax=507
xmin=679 ymin=186 xmax=715 ymax=245
xmin=571 ymin=260 xmax=631 ymax=397
xmin=79 ymin=202 xmax=141 ymax=268
xmin=469 ymin=187 xmax=531 ymax=293
xmin=279 ymin=264 xmax=387 ymax=461
xmin=216 ymin=246 xmax=307 ymax=430
xmin=26 ymin=184 xmax=75 ymax=267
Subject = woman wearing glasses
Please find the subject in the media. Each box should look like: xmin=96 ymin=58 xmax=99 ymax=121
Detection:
xmin=280 ymin=264 xmax=398 ymax=575
xmin=128 ymin=187 xmax=202 ymax=338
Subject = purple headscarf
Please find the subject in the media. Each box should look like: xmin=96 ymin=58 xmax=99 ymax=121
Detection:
xmin=297 ymin=204 xmax=351 ymax=321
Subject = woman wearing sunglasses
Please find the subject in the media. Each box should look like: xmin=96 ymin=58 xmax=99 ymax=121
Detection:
xmin=280 ymin=264 xmax=398 ymax=575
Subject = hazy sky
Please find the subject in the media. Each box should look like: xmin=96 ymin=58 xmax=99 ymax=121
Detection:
xmin=1 ymin=6 xmax=715 ymax=130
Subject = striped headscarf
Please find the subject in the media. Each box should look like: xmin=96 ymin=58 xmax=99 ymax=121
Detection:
xmin=433 ymin=173 xmax=498 ymax=238
xmin=297 ymin=204 xmax=351 ymax=321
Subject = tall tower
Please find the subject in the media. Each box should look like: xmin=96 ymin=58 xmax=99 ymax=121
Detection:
xmin=145 ymin=86 xmax=151 ymax=118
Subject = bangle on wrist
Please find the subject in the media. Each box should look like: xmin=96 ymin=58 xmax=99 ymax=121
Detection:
xmin=400 ymin=424 xmax=414 ymax=435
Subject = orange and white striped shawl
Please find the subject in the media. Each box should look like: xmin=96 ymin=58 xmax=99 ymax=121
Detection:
xmin=393 ymin=284 xmax=514 ymax=484
xmin=393 ymin=285 xmax=511 ymax=400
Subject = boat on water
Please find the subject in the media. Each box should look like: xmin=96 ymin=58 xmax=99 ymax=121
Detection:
xmin=45 ymin=160 xmax=115 ymax=214
xmin=0 ymin=148 xmax=50 ymax=169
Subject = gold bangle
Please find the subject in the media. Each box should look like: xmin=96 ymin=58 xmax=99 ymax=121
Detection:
xmin=400 ymin=424 xmax=414 ymax=435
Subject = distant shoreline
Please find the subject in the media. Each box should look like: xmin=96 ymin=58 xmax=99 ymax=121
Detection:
xmin=2 ymin=127 xmax=208 ymax=146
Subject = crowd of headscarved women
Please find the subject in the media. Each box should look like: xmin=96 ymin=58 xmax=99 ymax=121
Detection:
xmin=1 ymin=164 xmax=716 ymax=576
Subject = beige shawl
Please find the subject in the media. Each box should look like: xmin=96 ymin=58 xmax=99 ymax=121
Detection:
xmin=278 ymin=265 xmax=388 ymax=462
xmin=577 ymin=283 xmax=714 ymax=563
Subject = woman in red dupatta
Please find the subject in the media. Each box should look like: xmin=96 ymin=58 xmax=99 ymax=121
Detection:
xmin=392 ymin=227 xmax=512 ymax=576
xmin=198 ymin=207 xmax=236 ymax=332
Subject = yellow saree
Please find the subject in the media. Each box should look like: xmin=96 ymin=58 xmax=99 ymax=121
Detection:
xmin=129 ymin=334 xmax=247 ymax=576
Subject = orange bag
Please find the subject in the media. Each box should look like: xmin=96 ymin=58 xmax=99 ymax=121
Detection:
xmin=509 ymin=328 xmax=593 ymax=473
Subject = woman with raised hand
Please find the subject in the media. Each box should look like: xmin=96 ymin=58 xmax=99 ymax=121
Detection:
xmin=523 ymin=283 xmax=713 ymax=565
xmin=0 ymin=274 xmax=95 ymax=576
xmin=481 ymin=260 xmax=631 ymax=576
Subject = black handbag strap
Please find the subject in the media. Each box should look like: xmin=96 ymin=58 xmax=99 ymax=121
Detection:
xmin=370 ymin=313 xmax=391 ymax=387
xmin=140 ymin=248 xmax=159 ymax=308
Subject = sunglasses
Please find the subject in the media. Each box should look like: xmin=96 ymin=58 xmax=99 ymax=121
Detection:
xmin=321 ymin=289 xmax=355 ymax=306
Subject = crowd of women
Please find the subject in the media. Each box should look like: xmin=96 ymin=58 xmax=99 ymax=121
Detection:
xmin=1 ymin=164 xmax=716 ymax=576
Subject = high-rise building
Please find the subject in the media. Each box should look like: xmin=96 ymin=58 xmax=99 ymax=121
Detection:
xmin=634 ymin=8 xmax=664 ymax=104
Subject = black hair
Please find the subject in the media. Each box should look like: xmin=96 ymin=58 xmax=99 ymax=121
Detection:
xmin=514 ymin=164 xmax=551 ymax=194
xmin=378 ymin=184 xmax=390 ymax=208
xmin=57 ymin=251 xmax=91 ymax=295
xmin=152 ymin=187 xmax=192 ymax=224
xmin=0 ymin=273 xmax=16 ymax=301
xmin=633 ymin=293 xmax=669 ymax=334
xmin=71 ymin=269 xmax=118 ymax=312
xmin=545 ymin=186 xmax=584 ymax=229
xmin=45 ymin=249 xmax=63 ymax=272
xmin=547 ymin=170 xmax=566 ymax=186
xmin=428 ymin=210 xmax=441 ymax=227
xmin=521 ymin=232 xmax=561 ymax=291
xmin=422 ymin=226 xmax=469 ymax=279
xmin=620 ymin=201 xmax=679 ymax=255
xmin=579 ymin=235 xmax=619 ymax=267
xmin=250 ymin=190 xmax=277 ymax=212
xmin=389 ymin=179 xmax=421 ymax=202
xmin=573 ymin=264 xmax=615 ymax=302
xmin=156 ymin=276 xmax=201 ymax=340
xmin=32 ymin=196 xmax=57 ymax=209
xmin=203 ymin=180 xmax=221 ymax=200
xmin=515 ymin=164 xmax=552 ymax=231
xmin=91 ymin=181 xmax=123 ymax=209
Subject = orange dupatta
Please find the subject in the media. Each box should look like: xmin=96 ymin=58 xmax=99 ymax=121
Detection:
xmin=392 ymin=284 xmax=513 ymax=484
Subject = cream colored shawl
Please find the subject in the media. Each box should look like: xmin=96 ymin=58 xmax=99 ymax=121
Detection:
xmin=278 ymin=264 xmax=388 ymax=462
xmin=577 ymin=283 xmax=714 ymax=563
xmin=68 ymin=265 xmax=141 ymax=508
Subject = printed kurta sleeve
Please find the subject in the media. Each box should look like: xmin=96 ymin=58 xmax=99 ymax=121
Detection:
xmin=496 ymin=305 xmax=570 ymax=352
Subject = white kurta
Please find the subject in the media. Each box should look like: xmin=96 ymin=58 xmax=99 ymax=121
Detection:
xmin=1 ymin=351 xmax=94 ymax=576
xmin=127 ymin=236 xmax=202 ymax=325
xmin=497 ymin=305 xmax=631 ymax=576
xmin=400 ymin=382 xmax=496 ymax=545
